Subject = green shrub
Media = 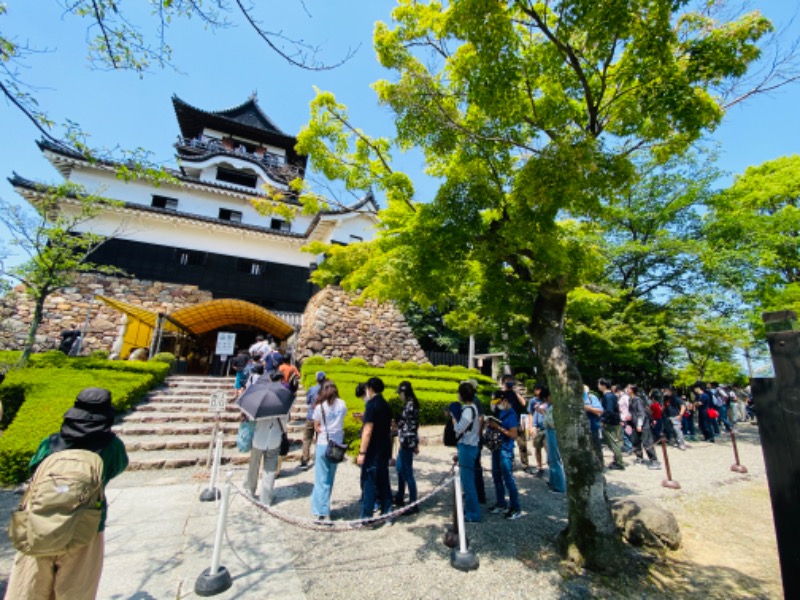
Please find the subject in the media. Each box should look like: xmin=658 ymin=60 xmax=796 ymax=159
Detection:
xmin=89 ymin=350 xmax=110 ymax=360
xmin=434 ymin=364 xmax=451 ymax=371
xmin=515 ymin=372 xmax=529 ymax=383
xmin=0 ymin=383 xmax=27 ymax=429
xmin=327 ymin=357 xmax=346 ymax=365
xmin=343 ymin=415 xmax=363 ymax=457
xmin=400 ymin=361 xmax=419 ymax=371
xmin=449 ymin=365 xmax=469 ymax=373
xmin=384 ymin=360 xmax=403 ymax=370
xmin=150 ymin=352 xmax=176 ymax=364
xmin=419 ymin=363 xmax=434 ymax=371
xmin=302 ymin=355 xmax=326 ymax=366
xmin=347 ymin=357 xmax=369 ymax=367
xmin=0 ymin=365 xmax=167 ymax=484
xmin=29 ymin=351 xmax=69 ymax=368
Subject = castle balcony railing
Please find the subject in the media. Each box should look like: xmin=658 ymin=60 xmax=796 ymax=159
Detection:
xmin=176 ymin=136 xmax=286 ymax=169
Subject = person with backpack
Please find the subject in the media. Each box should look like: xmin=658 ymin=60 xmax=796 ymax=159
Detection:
xmin=231 ymin=349 xmax=250 ymax=397
xmin=627 ymin=384 xmax=661 ymax=470
xmin=6 ymin=387 xmax=128 ymax=600
xmin=598 ymin=378 xmax=625 ymax=470
xmin=448 ymin=382 xmax=482 ymax=522
xmin=486 ymin=391 xmax=523 ymax=520
xmin=693 ymin=381 xmax=716 ymax=443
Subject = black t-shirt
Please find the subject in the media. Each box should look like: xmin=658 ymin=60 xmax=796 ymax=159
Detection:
xmin=601 ymin=391 xmax=621 ymax=425
xmin=504 ymin=389 xmax=526 ymax=418
xmin=362 ymin=393 xmax=392 ymax=461
xmin=664 ymin=393 xmax=683 ymax=418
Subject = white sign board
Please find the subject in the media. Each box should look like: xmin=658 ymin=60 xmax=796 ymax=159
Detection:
xmin=209 ymin=390 xmax=228 ymax=412
xmin=215 ymin=332 xmax=236 ymax=356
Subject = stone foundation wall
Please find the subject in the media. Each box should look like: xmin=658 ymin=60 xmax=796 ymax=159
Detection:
xmin=0 ymin=274 xmax=212 ymax=355
xmin=295 ymin=286 xmax=427 ymax=366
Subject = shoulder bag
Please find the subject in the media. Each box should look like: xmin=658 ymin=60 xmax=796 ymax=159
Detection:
xmin=321 ymin=403 xmax=348 ymax=463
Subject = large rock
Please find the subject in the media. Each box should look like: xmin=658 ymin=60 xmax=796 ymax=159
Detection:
xmin=610 ymin=496 xmax=682 ymax=550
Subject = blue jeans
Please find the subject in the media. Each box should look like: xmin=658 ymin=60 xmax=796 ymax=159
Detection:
xmin=718 ymin=405 xmax=733 ymax=432
xmin=395 ymin=447 xmax=417 ymax=503
xmin=491 ymin=447 xmax=520 ymax=511
xmin=457 ymin=444 xmax=481 ymax=521
xmin=682 ymin=413 xmax=695 ymax=436
xmin=360 ymin=455 xmax=392 ymax=519
xmin=545 ymin=428 xmax=566 ymax=493
xmin=310 ymin=445 xmax=339 ymax=517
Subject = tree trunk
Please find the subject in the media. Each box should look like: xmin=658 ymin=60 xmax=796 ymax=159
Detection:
xmin=530 ymin=283 xmax=625 ymax=572
xmin=18 ymin=293 xmax=46 ymax=368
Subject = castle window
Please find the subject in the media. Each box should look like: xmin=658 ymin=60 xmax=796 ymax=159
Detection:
xmin=219 ymin=208 xmax=243 ymax=223
xmin=216 ymin=166 xmax=258 ymax=188
xmin=152 ymin=195 xmax=178 ymax=210
xmin=270 ymin=218 xmax=291 ymax=232
xmin=175 ymin=249 xmax=205 ymax=266
xmin=236 ymin=258 xmax=263 ymax=275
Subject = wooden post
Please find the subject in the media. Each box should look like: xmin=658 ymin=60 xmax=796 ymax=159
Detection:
xmin=753 ymin=310 xmax=800 ymax=599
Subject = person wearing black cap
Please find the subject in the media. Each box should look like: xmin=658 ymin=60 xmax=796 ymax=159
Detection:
xmin=6 ymin=387 xmax=129 ymax=600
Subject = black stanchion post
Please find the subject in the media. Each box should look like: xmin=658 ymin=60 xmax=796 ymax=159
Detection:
xmin=660 ymin=434 xmax=681 ymax=490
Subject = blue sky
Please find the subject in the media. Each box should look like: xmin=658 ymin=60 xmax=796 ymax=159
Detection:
xmin=1 ymin=1 xmax=799 ymax=229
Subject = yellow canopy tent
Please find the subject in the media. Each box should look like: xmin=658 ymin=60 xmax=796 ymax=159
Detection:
xmin=95 ymin=296 xmax=294 ymax=358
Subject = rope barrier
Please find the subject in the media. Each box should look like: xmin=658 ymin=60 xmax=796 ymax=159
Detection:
xmin=232 ymin=462 xmax=457 ymax=532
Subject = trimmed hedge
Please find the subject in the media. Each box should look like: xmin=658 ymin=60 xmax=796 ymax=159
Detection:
xmin=0 ymin=355 xmax=170 ymax=485
xmin=300 ymin=356 xmax=494 ymax=426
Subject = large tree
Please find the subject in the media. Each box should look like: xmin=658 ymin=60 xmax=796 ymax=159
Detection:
xmin=298 ymin=1 xmax=777 ymax=569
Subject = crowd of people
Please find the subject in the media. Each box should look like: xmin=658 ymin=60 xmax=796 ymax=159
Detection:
xmin=237 ymin=350 xmax=756 ymax=528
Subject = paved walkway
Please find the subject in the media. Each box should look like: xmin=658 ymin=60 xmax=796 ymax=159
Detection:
xmin=0 ymin=422 xmax=778 ymax=599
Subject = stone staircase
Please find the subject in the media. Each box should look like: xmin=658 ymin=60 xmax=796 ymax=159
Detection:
xmin=114 ymin=375 xmax=309 ymax=471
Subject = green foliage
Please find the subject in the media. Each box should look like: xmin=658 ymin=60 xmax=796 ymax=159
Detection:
xmin=327 ymin=357 xmax=345 ymax=366
xmin=383 ymin=360 xmax=403 ymax=370
xmin=150 ymin=352 xmax=177 ymax=364
xmin=400 ymin=362 xmax=419 ymax=371
xmin=0 ymin=182 xmax=125 ymax=366
xmin=419 ymin=363 xmax=434 ymax=371
xmin=347 ymin=357 xmax=369 ymax=367
xmin=89 ymin=350 xmax=110 ymax=360
xmin=302 ymin=356 xmax=326 ymax=366
xmin=0 ymin=362 xmax=167 ymax=484
xmin=300 ymin=356 xmax=494 ymax=425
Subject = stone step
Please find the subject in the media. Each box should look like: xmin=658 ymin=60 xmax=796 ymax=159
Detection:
xmin=114 ymin=419 xmax=306 ymax=437
xmin=119 ymin=411 xmax=243 ymax=424
xmin=125 ymin=442 xmax=305 ymax=471
xmin=133 ymin=403 xmax=242 ymax=414
xmin=113 ymin=422 xmax=241 ymax=436
xmin=121 ymin=434 xmax=237 ymax=452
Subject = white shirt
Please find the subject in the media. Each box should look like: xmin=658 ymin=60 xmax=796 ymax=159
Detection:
xmin=252 ymin=415 xmax=288 ymax=451
xmin=313 ymin=398 xmax=348 ymax=445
